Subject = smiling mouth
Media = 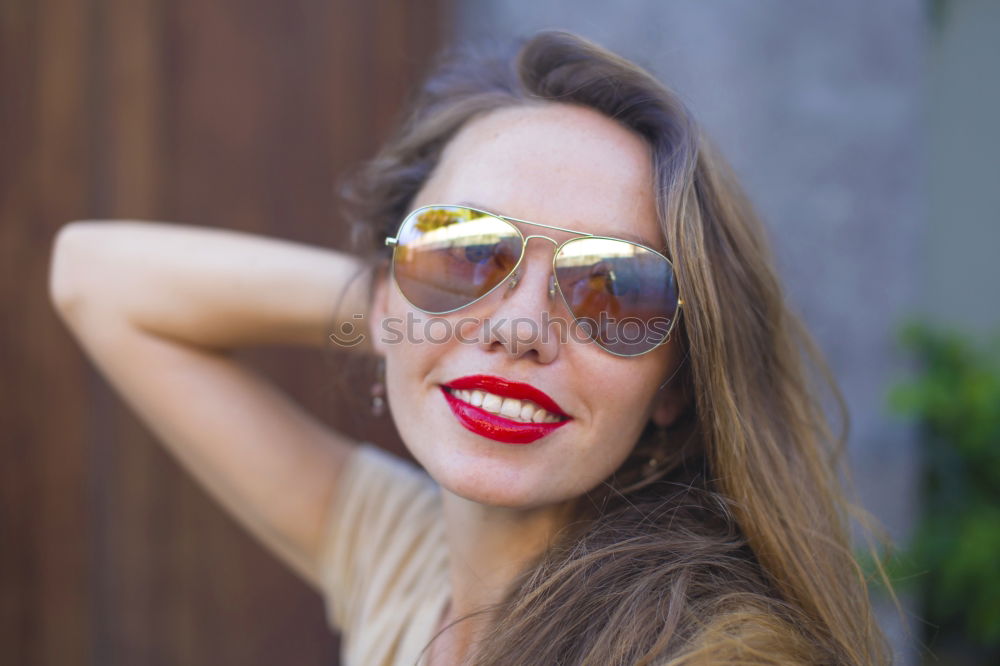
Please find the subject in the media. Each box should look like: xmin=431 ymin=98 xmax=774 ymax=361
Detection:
xmin=439 ymin=386 xmax=571 ymax=445
xmin=442 ymin=386 xmax=566 ymax=423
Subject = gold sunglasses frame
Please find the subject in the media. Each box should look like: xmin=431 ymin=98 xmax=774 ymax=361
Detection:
xmin=384 ymin=204 xmax=685 ymax=357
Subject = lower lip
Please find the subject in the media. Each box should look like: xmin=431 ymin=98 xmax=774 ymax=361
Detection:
xmin=440 ymin=388 xmax=570 ymax=444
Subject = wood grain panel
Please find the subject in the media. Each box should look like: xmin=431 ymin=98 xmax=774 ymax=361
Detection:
xmin=1 ymin=0 xmax=97 ymax=663
xmin=1 ymin=0 xmax=452 ymax=663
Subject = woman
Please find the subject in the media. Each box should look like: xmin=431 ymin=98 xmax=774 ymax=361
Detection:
xmin=49 ymin=30 xmax=892 ymax=665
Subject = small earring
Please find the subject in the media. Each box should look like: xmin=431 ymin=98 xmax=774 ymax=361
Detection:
xmin=643 ymin=426 xmax=670 ymax=475
xmin=371 ymin=357 xmax=386 ymax=417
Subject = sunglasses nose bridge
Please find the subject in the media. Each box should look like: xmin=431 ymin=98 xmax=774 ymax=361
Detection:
xmin=521 ymin=233 xmax=559 ymax=246
xmin=508 ymin=234 xmax=561 ymax=301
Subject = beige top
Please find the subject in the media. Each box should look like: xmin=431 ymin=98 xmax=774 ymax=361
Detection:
xmin=318 ymin=443 xmax=452 ymax=666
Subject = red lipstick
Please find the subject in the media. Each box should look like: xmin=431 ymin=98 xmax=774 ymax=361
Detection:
xmin=440 ymin=375 xmax=571 ymax=444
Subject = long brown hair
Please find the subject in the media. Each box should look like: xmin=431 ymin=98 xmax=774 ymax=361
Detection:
xmin=337 ymin=29 xmax=893 ymax=665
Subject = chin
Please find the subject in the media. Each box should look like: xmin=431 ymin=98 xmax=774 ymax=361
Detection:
xmin=426 ymin=451 xmax=557 ymax=508
xmin=445 ymin=483 xmax=534 ymax=508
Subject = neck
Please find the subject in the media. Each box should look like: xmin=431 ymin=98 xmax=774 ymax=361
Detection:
xmin=433 ymin=489 xmax=576 ymax=663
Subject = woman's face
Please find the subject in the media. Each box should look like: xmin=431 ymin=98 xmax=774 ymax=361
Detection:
xmin=371 ymin=102 xmax=686 ymax=509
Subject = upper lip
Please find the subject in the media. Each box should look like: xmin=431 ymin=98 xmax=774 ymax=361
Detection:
xmin=440 ymin=374 xmax=570 ymax=418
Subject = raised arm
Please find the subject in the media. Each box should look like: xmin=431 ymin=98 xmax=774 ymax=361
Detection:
xmin=48 ymin=220 xmax=373 ymax=589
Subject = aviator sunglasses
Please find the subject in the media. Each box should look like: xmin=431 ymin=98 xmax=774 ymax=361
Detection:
xmin=385 ymin=204 xmax=684 ymax=356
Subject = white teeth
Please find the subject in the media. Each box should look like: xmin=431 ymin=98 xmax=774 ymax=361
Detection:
xmin=450 ymin=387 xmax=564 ymax=424
xmin=481 ymin=393 xmax=503 ymax=413
xmin=499 ymin=398 xmax=522 ymax=418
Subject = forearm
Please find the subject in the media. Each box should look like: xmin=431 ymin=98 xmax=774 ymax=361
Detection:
xmin=50 ymin=220 xmax=372 ymax=351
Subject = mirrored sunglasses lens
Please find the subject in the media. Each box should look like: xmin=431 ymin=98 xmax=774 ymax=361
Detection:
xmin=392 ymin=206 xmax=522 ymax=313
xmin=554 ymin=238 xmax=679 ymax=355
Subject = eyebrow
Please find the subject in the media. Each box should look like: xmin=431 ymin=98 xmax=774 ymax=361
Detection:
xmin=455 ymin=200 xmax=665 ymax=251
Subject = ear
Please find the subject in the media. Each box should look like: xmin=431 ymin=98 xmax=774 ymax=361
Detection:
xmin=651 ymin=390 xmax=685 ymax=429
xmin=650 ymin=369 xmax=690 ymax=429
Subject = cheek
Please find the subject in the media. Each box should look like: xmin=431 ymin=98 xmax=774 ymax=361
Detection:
xmin=598 ymin=371 xmax=653 ymax=423
xmin=382 ymin=337 xmax=442 ymax=455
xmin=383 ymin=331 xmax=433 ymax=394
xmin=380 ymin=297 xmax=453 ymax=406
xmin=597 ymin=351 xmax=669 ymax=396
xmin=585 ymin=351 xmax=672 ymax=428
xmin=381 ymin=291 xmax=428 ymax=359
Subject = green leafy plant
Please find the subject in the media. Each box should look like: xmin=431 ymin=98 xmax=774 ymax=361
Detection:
xmin=886 ymin=321 xmax=1000 ymax=653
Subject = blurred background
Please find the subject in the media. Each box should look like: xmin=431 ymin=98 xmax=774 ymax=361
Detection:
xmin=2 ymin=0 xmax=997 ymax=664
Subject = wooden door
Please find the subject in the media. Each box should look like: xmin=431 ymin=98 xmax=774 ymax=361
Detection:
xmin=0 ymin=1 xmax=451 ymax=663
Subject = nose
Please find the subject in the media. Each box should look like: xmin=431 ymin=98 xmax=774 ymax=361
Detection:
xmin=475 ymin=237 xmax=567 ymax=363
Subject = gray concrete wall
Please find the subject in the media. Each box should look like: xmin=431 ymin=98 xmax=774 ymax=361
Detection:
xmin=927 ymin=0 xmax=1000 ymax=333
xmin=453 ymin=1 xmax=929 ymax=662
